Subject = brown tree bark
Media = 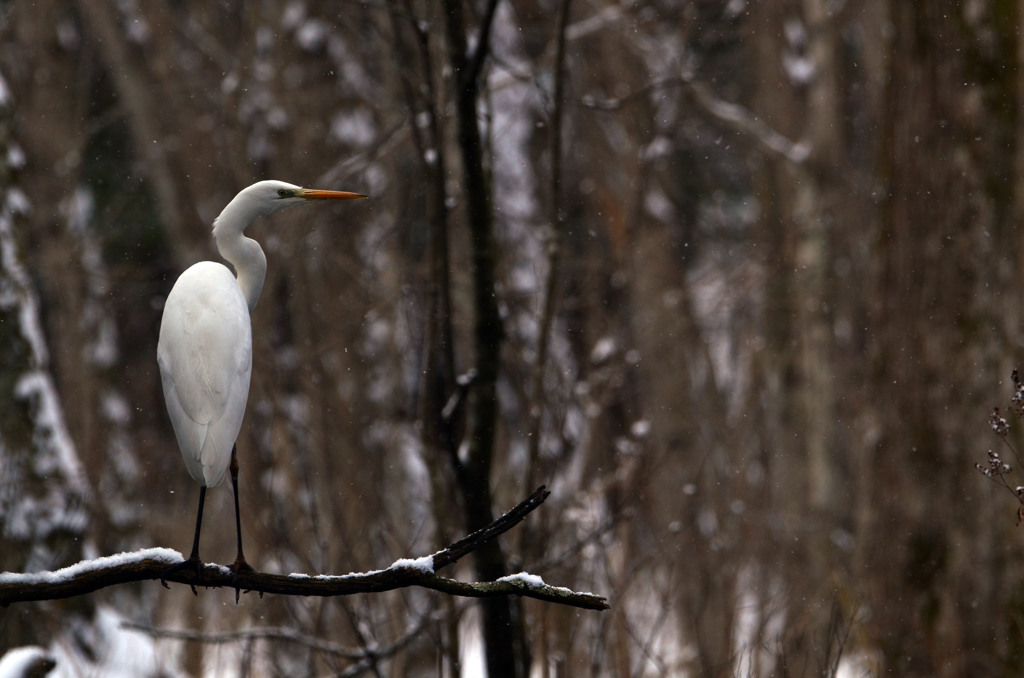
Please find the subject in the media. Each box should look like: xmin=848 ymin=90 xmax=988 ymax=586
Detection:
xmin=439 ymin=1 xmax=530 ymax=676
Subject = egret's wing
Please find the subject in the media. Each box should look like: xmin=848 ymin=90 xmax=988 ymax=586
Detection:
xmin=158 ymin=262 xmax=252 ymax=487
xmin=158 ymin=370 xmax=208 ymax=483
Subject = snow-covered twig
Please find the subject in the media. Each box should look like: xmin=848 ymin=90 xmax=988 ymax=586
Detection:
xmin=0 ymin=486 xmax=608 ymax=611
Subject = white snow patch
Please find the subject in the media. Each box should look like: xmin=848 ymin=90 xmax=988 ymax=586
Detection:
xmin=0 ymin=72 xmax=10 ymax=109
xmin=286 ymin=568 xmax=384 ymax=580
xmin=643 ymin=187 xmax=675 ymax=222
xmin=784 ymin=53 xmax=815 ymax=86
xmin=782 ymin=19 xmax=815 ymax=86
xmin=622 ymin=575 xmax=694 ymax=674
xmin=85 ymin=316 xmax=118 ymax=367
xmin=567 ymin=4 xmax=625 ymax=41
xmin=784 ymin=17 xmax=807 ymax=49
xmin=0 ymin=548 xmax=182 ymax=585
xmin=221 ymin=71 xmax=239 ymax=94
xmin=836 ymin=649 xmax=881 ymax=678
xmin=100 ymin=391 xmax=131 ymax=425
xmin=510 ymin=260 xmax=538 ymax=293
xmin=641 ymin=136 xmax=673 ymax=161
xmin=1 ymin=237 xmax=47 ymax=364
xmin=296 ymin=19 xmax=328 ymax=52
xmin=330 ymin=108 xmax=376 ymax=147
xmin=487 ymin=2 xmax=539 ymax=224
xmin=631 ymin=419 xmax=651 ymax=438
xmin=590 ymin=336 xmax=617 ymax=364
xmin=732 ymin=566 xmax=787 ymax=678
xmin=281 ymin=1 xmax=306 ymax=31
xmin=49 ymin=606 xmax=187 ymax=678
xmin=458 ymin=605 xmax=485 ymax=678
xmin=61 ymin=183 xmax=93 ymax=235
xmin=497 ymin=572 xmax=545 ymax=588
xmin=390 ymin=555 xmax=435 ymax=574
xmin=14 ymin=371 xmax=91 ymax=498
xmin=0 ymin=646 xmax=55 ymax=678
xmin=7 ymin=188 xmax=28 ymax=215
xmin=126 ymin=18 xmax=150 ymax=45
xmin=0 ymin=191 xmax=94 ymax=538
xmin=726 ymin=0 xmax=747 ymax=16
xmin=7 ymin=144 xmax=25 ymax=170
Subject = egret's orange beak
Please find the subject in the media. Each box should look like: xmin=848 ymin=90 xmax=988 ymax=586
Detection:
xmin=300 ymin=188 xmax=367 ymax=200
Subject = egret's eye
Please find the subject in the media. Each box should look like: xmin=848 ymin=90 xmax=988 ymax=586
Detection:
xmin=277 ymin=189 xmax=289 ymax=198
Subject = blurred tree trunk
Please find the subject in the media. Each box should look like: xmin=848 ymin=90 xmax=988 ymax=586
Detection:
xmin=867 ymin=1 xmax=1014 ymax=674
xmin=0 ymin=43 xmax=100 ymax=658
xmin=440 ymin=1 xmax=530 ymax=676
xmin=746 ymin=0 xmax=844 ymax=669
xmin=9 ymin=0 xmax=98 ymax=501
xmin=386 ymin=2 xmax=463 ymax=674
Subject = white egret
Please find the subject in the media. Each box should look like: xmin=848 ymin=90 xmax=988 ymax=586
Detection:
xmin=158 ymin=180 xmax=365 ymax=581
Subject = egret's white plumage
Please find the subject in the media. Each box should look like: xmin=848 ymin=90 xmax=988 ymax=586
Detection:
xmin=158 ymin=261 xmax=251 ymax=487
xmin=157 ymin=179 xmax=364 ymax=574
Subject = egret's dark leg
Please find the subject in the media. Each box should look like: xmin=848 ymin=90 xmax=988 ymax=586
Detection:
xmin=229 ymin=444 xmax=254 ymax=583
xmin=188 ymin=485 xmax=206 ymax=562
xmin=161 ymin=485 xmax=206 ymax=593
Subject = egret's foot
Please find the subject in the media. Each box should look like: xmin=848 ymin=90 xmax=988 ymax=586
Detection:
xmin=230 ymin=556 xmax=254 ymax=575
xmin=161 ymin=556 xmax=204 ymax=595
xmin=229 ymin=557 xmax=255 ymax=603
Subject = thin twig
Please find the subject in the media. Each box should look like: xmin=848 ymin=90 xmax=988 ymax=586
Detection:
xmin=121 ymin=624 xmax=369 ymax=660
xmin=466 ymin=0 xmax=503 ymax=88
xmin=122 ymin=607 xmax=444 ymax=662
xmin=525 ymin=0 xmax=572 ymax=493
xmin=430 ymin=485 xmax=549 ymax=569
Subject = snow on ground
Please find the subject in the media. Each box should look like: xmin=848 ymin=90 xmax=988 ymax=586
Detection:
xmin=49 ymin=606 xmax=187 ymax=678
xmin=459 ymin=605 xmax=485 ymax=678
xmin=0 ymin=606 xmax=190 ymax=678
xmin=0 ymin=646 xmax=55 ymax=678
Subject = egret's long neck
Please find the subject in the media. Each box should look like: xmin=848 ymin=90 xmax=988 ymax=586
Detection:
xmin=212 ymin=199 xmax=268 ymax=312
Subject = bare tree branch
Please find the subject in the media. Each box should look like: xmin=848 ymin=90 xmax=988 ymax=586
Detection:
xmin=525 ymin=0 xmax=573 ymax=493
xmin=125 ymin=612 xmax=443 ymax=678
xmin=466 ymin=0 xmax=503 ymax=88
xmin=429 ymin=482 xmax=546 ymax=569
xmin=122 ymin=623 xmax=379 ymax=660
xmin=0 ymin=486 xmax=608 ymax=611
xmin=580 ymin=75 xmax=810 ymax=165
xmin=123 ymin=606 xmax=447 ymax=662
xmin=439 ymin=0 xmax=531 ymax=674
xmin=686 ymin=80 xmax=810 ymax=164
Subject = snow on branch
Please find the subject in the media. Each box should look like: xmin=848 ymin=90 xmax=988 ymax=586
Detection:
xmin=0 ymin=486 xmax=609 ymax=611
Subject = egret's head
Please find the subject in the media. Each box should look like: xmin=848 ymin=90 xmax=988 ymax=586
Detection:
xmin=239 ymin=180 xmax=367 ymax=217
xmin=213 ymin=180 xmax=366 ymax=238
